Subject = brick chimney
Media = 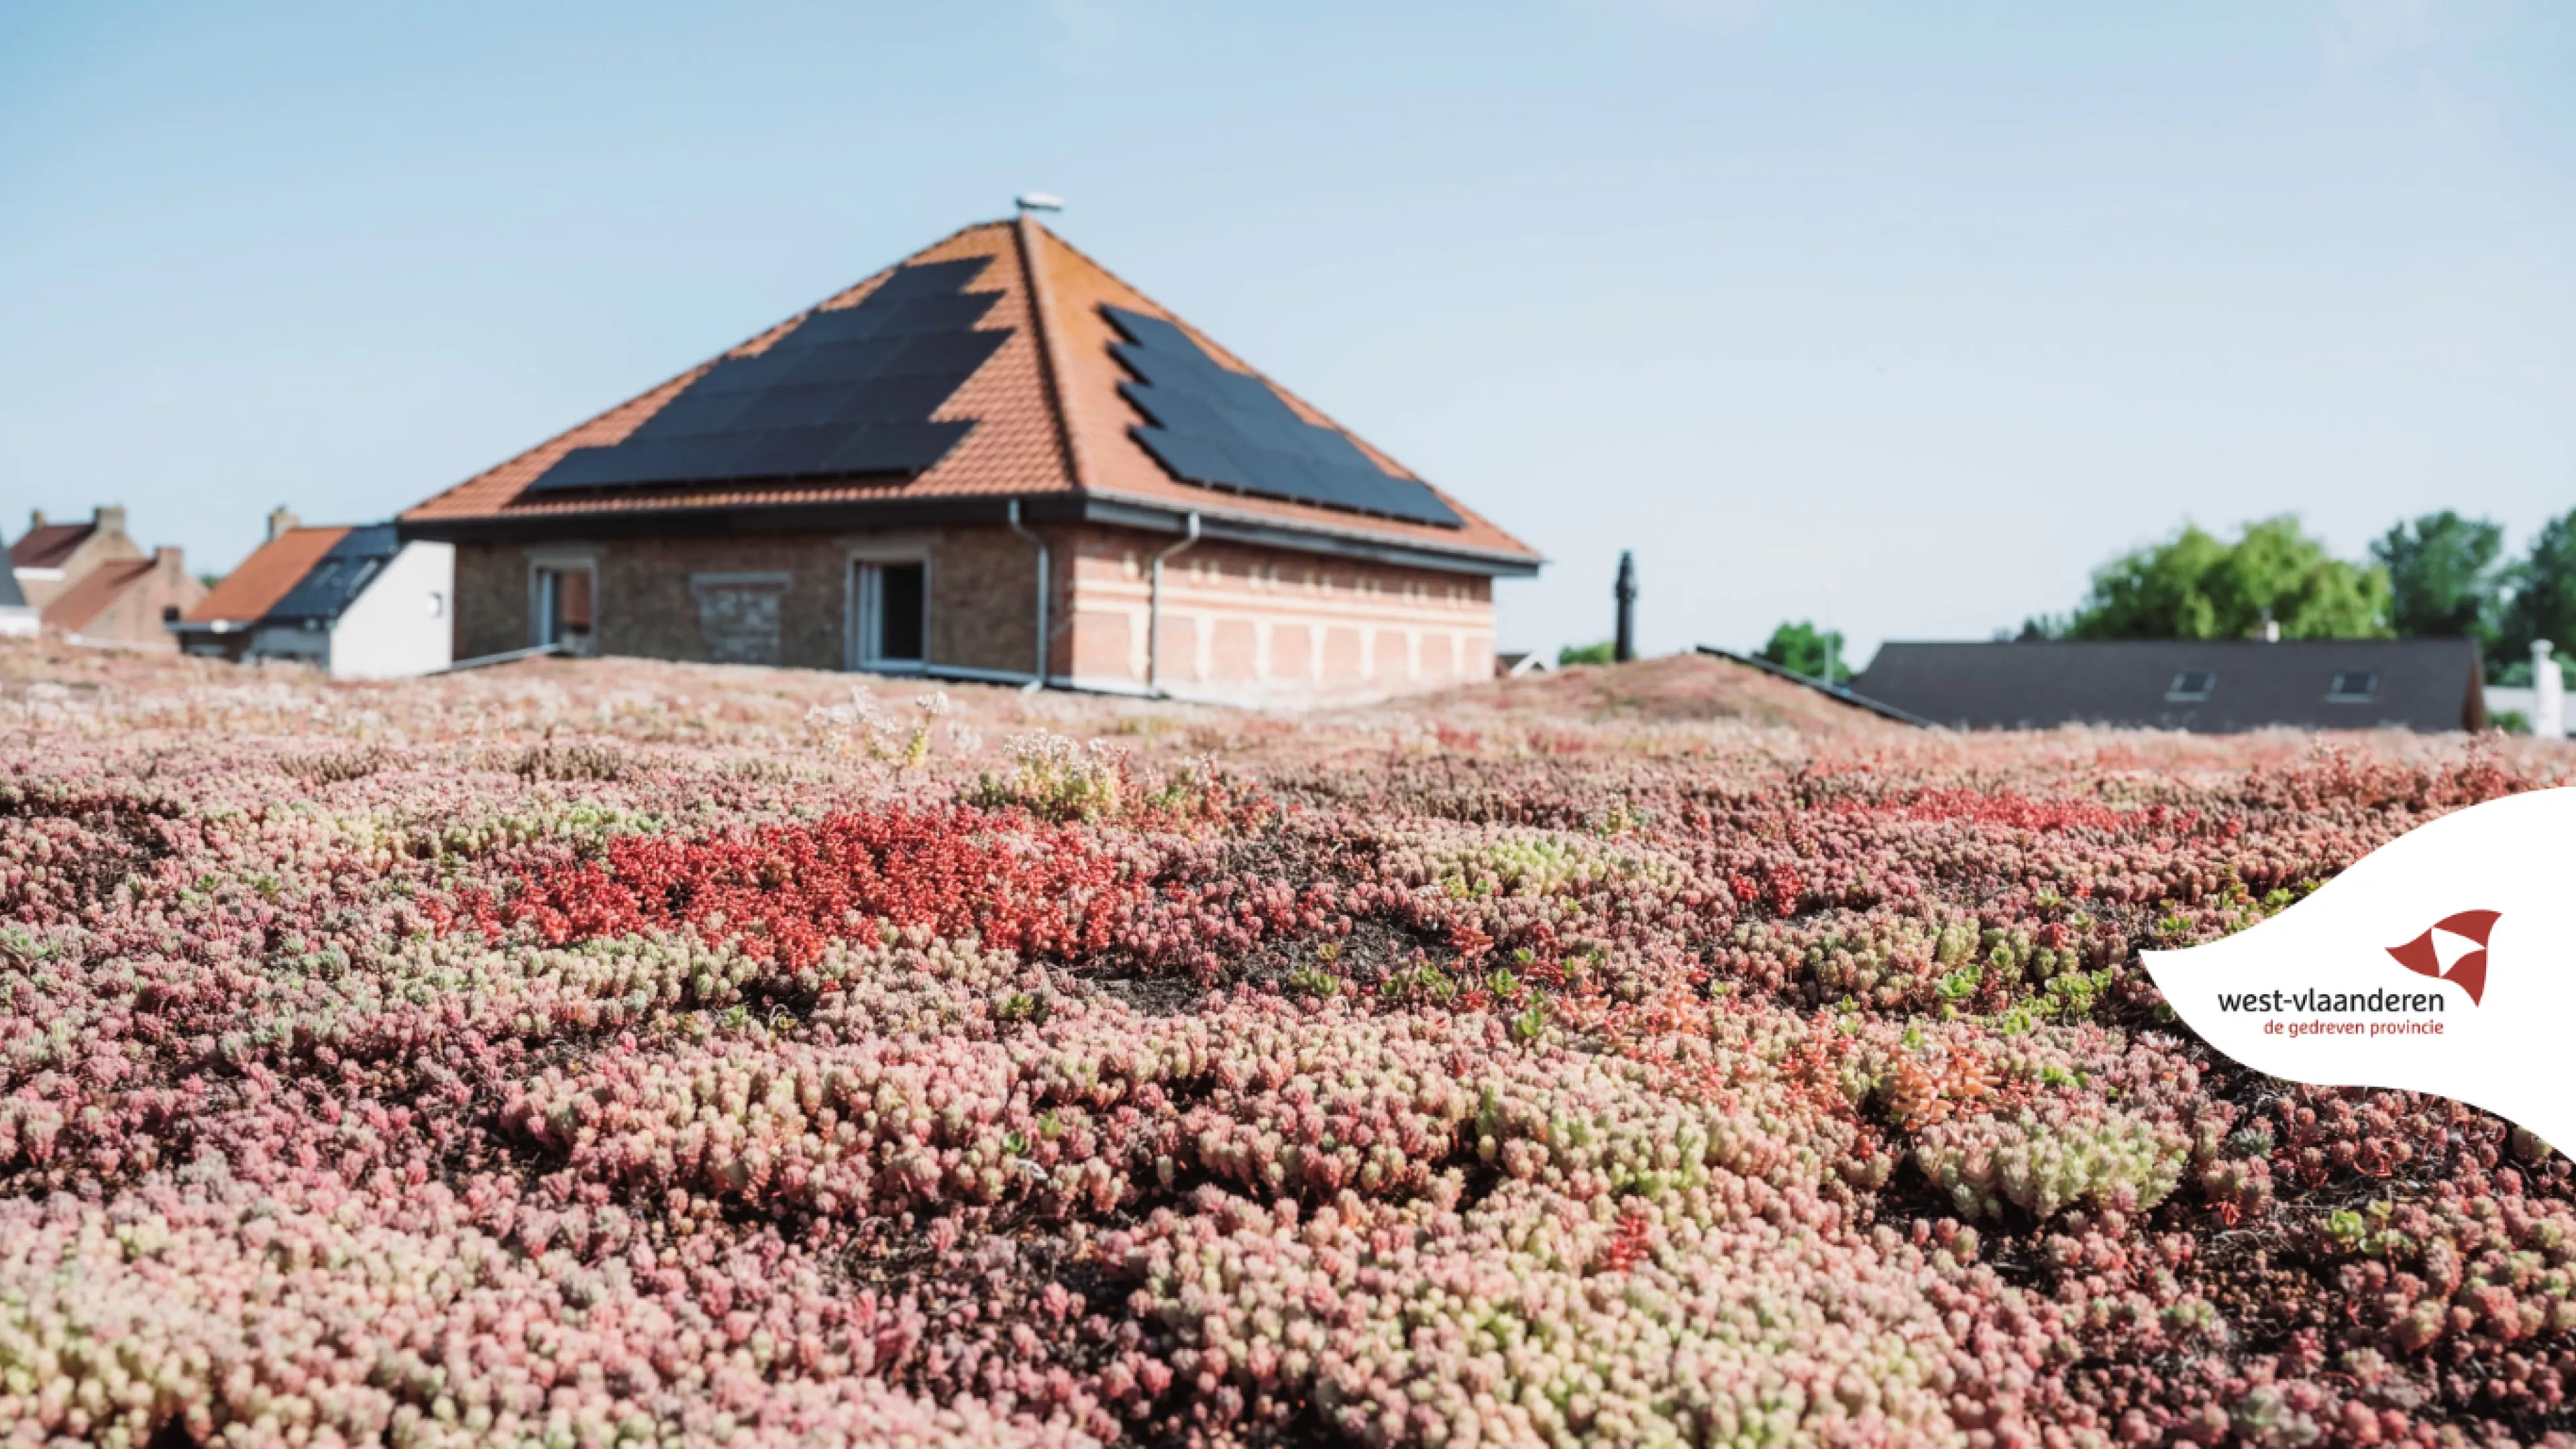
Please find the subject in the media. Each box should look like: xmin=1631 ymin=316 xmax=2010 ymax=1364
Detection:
xmin=267 ymin=507 xmax=301 ymax=543
xmin=95 ymin=504 xmax=128 ymax=539
xmin=155 ymin=546 xmax=184 ymax=572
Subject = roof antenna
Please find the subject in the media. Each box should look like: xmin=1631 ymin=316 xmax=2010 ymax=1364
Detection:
xmin=1016 ymin=192 xmax=1065 ymax=215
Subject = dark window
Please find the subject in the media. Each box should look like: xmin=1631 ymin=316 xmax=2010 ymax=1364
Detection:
xmin=2165 ymin=670 xmax=2216 ymax=701
xmin=2326 ymin=670 xmax=2379 ymax=701
xmin=871 ymin=562 xmax=926 ymax=663
xmin=538 ymin=568 xmax=597 ymax=655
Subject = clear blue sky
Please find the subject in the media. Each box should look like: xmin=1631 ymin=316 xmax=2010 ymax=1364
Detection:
xmin=4 ymin=1 xmax=2570 ymax=664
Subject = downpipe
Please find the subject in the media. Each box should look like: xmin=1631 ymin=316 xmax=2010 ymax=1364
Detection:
xmin=1146 ymin=511 xmax=1201 ymax=698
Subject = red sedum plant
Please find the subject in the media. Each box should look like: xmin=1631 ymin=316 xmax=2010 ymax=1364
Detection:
xmin=0 ymin=643 xmax=2570 ymax=1448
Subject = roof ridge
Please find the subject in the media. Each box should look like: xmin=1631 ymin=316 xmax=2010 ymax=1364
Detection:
xmin=1012 ymin=215 xmax=1088 ymax=494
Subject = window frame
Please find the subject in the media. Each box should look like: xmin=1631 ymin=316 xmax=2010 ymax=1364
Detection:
xmin=845 ymin=540 xmax=934 ymax=674
xmin=2325 ymin=669 xmax=2381 ymax=702
xmin=2164 ymin=670 xmax=2216 ymax=702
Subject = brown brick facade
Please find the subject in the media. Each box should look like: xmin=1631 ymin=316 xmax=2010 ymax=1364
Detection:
xmin=452 ymin=523 xmax=1495 ymax=703
xmin=453 ymin=527 xmax=1049 ymax=677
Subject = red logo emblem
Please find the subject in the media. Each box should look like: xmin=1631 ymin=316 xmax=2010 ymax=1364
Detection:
xmin=2387 ymin=910 xmax=2500 ymax=1006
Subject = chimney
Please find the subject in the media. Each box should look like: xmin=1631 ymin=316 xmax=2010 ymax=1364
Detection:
xmin=2261 ymin=618 xmax=2280 ymax=643
xmin=27 ymin=509 xmax=43 ymax=531
xmin=267 ymin=506 xmax=301 ymax=543
xmin=154 ymin=546 xmax=183 ymax=572
xmin=95 ymin=504 xmax=127 ymax=538
xmin=1613 ymin=551 xmax=1638 ymax=664
xmin=2536 ymin=640 xmax=2566 ymax=742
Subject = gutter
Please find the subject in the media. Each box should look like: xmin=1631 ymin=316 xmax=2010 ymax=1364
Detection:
xmin=1077 ymin=494 xmax=1542 ymax=578
xmin=398 ymin=493 xmax=1540 ymax=578
xmin=1693 ymin=644 xmax=1942 ymax=729
xmin=431 ymin=641 xmax=572 ymax=675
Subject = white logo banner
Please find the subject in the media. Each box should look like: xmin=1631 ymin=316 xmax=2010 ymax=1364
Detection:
xmin=2143 ymin=786 xmax=2576 ymax=1152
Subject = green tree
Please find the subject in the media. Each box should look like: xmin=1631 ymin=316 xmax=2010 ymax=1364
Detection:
xmin=1558 ymin=640 xmax=1615 ymax=667
xmin=1758 ymin=620 xmax=1851 ymax=684
xmin=2370 ymin=511 xmax=2503 ymax=640
xmin=2496 ymin=508 xmax=2576 ymax=678
xmin=2065 ymin=516 xmax=2391 ymax=641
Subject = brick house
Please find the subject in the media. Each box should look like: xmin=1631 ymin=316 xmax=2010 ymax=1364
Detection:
xmin=398 ymin=215 xmax=1538 ymax=702
xmin=7 ymin=506 xmax=204 ymax=651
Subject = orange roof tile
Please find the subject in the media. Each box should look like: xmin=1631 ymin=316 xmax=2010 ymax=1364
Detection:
xmin=10 ymin=523 xmax=94 ymax=570
xmin=401 ymin=218 xmax=1538 ymax=566
xmin=186 ymin=527 xmax=352 ymax=625
xmin=43 ymin=557 xmax=155 ymax=633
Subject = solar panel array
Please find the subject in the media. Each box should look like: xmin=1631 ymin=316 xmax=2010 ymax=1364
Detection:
xmin=1104 ymin=307 xmax=1462 ymax=529
xmin=268 ymin=525 xmax=403 ymax=625
xmin=525 ymin=258 xmax=1010 ymax=494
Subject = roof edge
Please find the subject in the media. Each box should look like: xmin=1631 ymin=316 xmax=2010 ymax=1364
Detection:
xmin=400 ymin=490 xmax=1541 ymax=576
xmin=1695 ymin=645 xmax=1939 ymax=729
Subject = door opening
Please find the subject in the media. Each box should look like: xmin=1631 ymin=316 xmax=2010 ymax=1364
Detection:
xmin=535 ymin=566 xmax=597 ymax=656
xmin=853 ymin=559 xmax=926 ymax=669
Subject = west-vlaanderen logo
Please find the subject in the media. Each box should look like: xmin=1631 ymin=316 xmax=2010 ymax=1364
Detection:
xmin=2385 ymin=910 xmax=2500 ymax=1007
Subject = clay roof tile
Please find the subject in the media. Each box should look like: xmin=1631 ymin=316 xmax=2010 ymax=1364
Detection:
xmin=186 ymin=527 xmax=354 ymax=625
xmin=401 ymin=218 xmax=1537 ymax=566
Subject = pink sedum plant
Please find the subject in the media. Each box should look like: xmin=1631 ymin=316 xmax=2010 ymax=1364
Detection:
xmin=0 ymin=642 xmax=2571 ymax=1448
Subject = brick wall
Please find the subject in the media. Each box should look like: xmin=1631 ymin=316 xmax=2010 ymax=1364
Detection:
xmin=449 ymin=523 xmax=1499 ymax=703
xmin=1059 ymin=527 xmax=1495 ymax=704
xmin=452 ymin=527 xmax=1046 ymax=676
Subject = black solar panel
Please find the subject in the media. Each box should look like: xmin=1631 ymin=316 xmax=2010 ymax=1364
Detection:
xmin=267 ymin=525 xmax=404 ymax=625
xmin=523 ymin=259 xmax=1010 ymax=494
xmin=1102 ymin=306 xmax=1461 ymax=529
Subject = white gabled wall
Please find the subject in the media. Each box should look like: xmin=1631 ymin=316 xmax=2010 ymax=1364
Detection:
xmin=327 ymin=541 xmax=455 ymax=680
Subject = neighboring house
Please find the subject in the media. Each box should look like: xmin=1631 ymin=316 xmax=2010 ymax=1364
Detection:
xmin=0 ymin=556 xmax=35 ymax=637
xmin=1495 ymin=651 xmax=1554 ymax=678
xmin=7 ymin=504 xmax=204 ymax=650
xmin=1855 ymin=639 xmax=2487 ymax=733
xmin=11 ymin=506 xmax=144 ymax=612
xmin=175 ymin=509 xmax=455 ymax=679
xmin=397 ymin=213 xmax=1540 ymax=704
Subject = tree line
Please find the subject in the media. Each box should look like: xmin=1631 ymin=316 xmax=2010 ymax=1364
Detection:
xmin=1752 ymin=507 xmax=2576 ymax=686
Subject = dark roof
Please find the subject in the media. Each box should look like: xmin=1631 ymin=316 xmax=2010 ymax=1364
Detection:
xmin=0 ymin=561 xmax=25 ymax=610
xmin=1854 ymin=639 xmax=2485 ymax=734
xmin=264 ymin=525 xmax=402 ymax=626
xmin=9 ymin=523 xmax=93 ymax=570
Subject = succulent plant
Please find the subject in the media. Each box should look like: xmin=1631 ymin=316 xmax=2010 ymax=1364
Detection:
xmin=0 ymin=643 xmax=2565 ymax=1446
